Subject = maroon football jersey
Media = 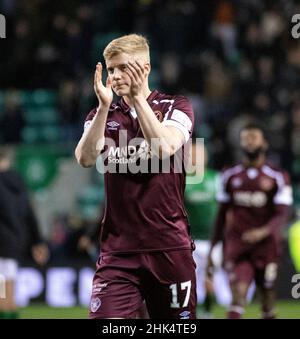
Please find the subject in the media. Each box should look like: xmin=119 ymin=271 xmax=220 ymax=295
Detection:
xmin=84 ymin=90 xmax=195 ymax=254
xmin=216 ymin=163 xmax=293 ymax=261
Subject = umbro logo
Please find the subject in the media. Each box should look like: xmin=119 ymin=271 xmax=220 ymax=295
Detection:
xmin=179 ymin=310 xmax=190 ymax=319
xmin=107 ymin=121 xmax=120 ymax=130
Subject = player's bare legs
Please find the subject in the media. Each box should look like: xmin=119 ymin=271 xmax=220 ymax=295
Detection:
xmin=0 ymin=280 xmax=18 ymax=319
xmin=202 ymin=276 xmax=214 ymax=318
xmin=258 ymin=287 xmax=276 ymax=319
xmin=136 ymin=302 xmax=149 ymax=319
xmin=227 ymin=282 xmax=249 ymax=319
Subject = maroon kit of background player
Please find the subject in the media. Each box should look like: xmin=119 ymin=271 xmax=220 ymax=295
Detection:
xmin=211 ymin=163 xmax=292 ymax=288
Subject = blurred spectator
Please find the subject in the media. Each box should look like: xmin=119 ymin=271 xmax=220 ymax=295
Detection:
xmin=212 ymin=0 xmax=238 ymax=63
xmin=0 ymin=147 xmax=49 ymax=319
xmin=49 ymin=212 xmax=99 ymax=264
xmin=0 ymin=91 xmax=24 ymax=144
xmin=58 ymin=80 xmax=81 ymax=146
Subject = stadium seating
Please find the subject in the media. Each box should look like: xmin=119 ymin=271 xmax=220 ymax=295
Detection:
xmin=16 ymin=90 xmax=61 ymax=144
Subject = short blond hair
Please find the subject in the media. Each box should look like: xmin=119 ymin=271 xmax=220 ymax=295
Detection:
xmin=103 ymin=34 xmax=150 ymax=62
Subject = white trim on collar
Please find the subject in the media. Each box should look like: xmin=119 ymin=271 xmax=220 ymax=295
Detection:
xmin=130 ymin=108 xmax=137 ymax=119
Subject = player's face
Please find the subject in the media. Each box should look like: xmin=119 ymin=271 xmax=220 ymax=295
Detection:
xmin=106 ymin=52 xmax=148 ymax=97
xmin=106 ymin=53 xmax=131 ymax=96
xmin=240 ymin=129 xmax=266 ymax=155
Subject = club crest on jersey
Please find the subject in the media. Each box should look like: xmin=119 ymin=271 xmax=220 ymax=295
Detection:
xmin=107 ymin=121 xmax=120 ymax=130
xmin=90 ymin=297 xmax=102 ymax=313
xmin=232 ymin=177 xmax=242 ymax=188
xmin=154 ymin=111 xmax=163 ymax=122
xmin=260 ymin=177 xmax=274 ymax=191
xmin=136 ymin=140 xmax=152 ymax=160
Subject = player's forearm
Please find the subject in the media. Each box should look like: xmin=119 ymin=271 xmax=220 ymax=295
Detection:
xmin=75 ymin=106 xmax=109 ymax=167
xmin=133 ymin=95 xmax=182 ymax=158
xmin=210 ymin=203 xmax=228 ymax=249
xmin=26 ymin=204 xmax=43 ymax=244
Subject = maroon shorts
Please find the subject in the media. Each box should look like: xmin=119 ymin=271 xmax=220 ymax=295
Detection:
xmin=224 ymin=259 xmax=279 ymax=290
xmin=89 ymin=249 xmax=197 ymax=319
xmin=224 ymin=236 xmax=280 ymax=289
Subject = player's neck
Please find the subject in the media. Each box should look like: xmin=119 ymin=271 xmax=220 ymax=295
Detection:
xmin=123 ymin=86 xmax=152 ymax=108
xmin=243 ymin=154 xmax=266 ymax=168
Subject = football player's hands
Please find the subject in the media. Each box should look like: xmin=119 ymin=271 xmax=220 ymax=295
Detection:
xmin=242 ymin=227 xmax=270 ymax=244
xmin=77 ymin=235 xmax=92 ymax=252
xmin=125 ymin=60 xmax=147 ymax=98
xmin=94 ymin=62 xmax=113 ymax=107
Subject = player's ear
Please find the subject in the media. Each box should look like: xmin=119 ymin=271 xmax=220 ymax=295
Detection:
xmin=144 ymin=62 xmax=151 ymax=77
xmin=263 ymin=140 xmax=269 ymax=151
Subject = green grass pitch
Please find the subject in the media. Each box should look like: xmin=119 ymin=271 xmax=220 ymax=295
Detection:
xmin=19 ymin=300 xmax=300 ymax=319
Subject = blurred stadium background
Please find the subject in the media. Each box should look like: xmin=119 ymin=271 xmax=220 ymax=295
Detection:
xmin=0 ymin=0 xmax=300 ymax=318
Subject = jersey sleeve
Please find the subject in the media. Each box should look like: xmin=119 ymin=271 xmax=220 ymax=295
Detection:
xmin=273 ymin=171 xmax=293 ymax=206
xmin=161 ymin=96 xmax=194 ymax=143
xmin=210 ymin=203 xmax=229 ymax=247
xmin=83 ymin=108 xmax=98 ymax=132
